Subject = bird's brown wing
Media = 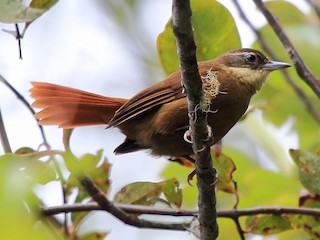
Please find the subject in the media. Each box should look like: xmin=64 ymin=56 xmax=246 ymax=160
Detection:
xmin=108 ymin=72 xmax=185 ymax=127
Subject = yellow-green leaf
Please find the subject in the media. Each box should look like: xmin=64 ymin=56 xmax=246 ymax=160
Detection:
xmin=290 ymin=149 xmax=320 ymax=194
xmin=161 ymin=178 xmax=182 ymax=208
xmin=288 ymin=214 xmax=320 ymax=237
xmin=252 ymin=1 xmax=320 ymax=150
xmin=265 ymin=1 xmax=307 ymax=24
xmin=0 ymin=0 xmax=46 ymax=23
xmin=79 ymin=232 xmax=108 ymax=240
xmin=211 ymin=150 xmax=236 ymax=194
xmin=14 ymin=147 xmax=36 ymax=155
xmin=30 ymin=0 xmax=58 ymax=10
xmin=246 ymin=215 xmax=292 ymax=235
xmin=157 ymin=0 xmax=240 ymax=74
xmin=114 ymin=182 xmax=162 ymax=205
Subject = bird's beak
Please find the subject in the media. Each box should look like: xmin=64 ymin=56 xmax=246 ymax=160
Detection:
xmin=262 ymin=61 xmax=291 ymax=71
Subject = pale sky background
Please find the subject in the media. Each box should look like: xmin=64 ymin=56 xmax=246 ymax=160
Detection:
xmin=0 ymin=0 xmax=308 ymax=239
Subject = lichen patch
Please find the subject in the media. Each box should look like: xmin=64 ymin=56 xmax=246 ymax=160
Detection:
xmin=199 ymin=69 xmax=222 ymax=112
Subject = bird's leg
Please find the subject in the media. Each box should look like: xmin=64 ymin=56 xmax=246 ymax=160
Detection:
xmin=188 ymin=167 xmax=219 ymax=186
xmin=172 ymin=126 xmax=216 ymax=185
xmin=186 ymin=126 xmax=216 ymax=185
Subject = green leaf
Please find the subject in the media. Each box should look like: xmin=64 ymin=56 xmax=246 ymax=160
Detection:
xmin=114 ymin=181 xmax=163 ymax=205
xmin=224 ymin=148 xmax=300 ymax=208
xmin=0 ymin=0 xmax=46 ymax=23
xmin=0 ymin=154 xmax=62 ymax=239
xmin=157 ymin=0 xmax=240 ymax=74
xmin=72 ymin=211 xmax=90 ymax=229
xmin=80 ymin=150 xmax=110 ymax=194
xmin=246 ymin=215 xmax=292 ymax=235
xmin=29 ymin=0 xmax=58 ymax=10
xmin=79 ymin=150 xmax=104 ymax=173
xmin=288 ymin=214 xmax=320 ymax=237
xmin=161 ymin=178 xmax=182 ymax=208
xmin=265 ymin=1 xmax=307 ymax=24
xmin=290 ymin=149 xmax=320 ymax=194
xmin=161 ymin=162 xmax=198 ymax=207
xmin=79 ymin=232 xmax=108 ymax=240
xmin=114 ymin=179 xmax=182 ymax=207
xmin=211 ymin=150 xmax=236 ymax=194
xmin=63 ymin=151 xmax=83 ymax=177
xmin=0 ymin=152 xmax=56 ymax=185
xmin=14 ymin=147 xmax=36 ymax=155
xmin=74 ymin=187 xmax=90 ymax=203
xmin=66 ymin=150 xmax=111 ymax=202
xmin=252 ymin=1 xmax=320 ymax=150
xmin=90 ymin=159 xmax=111 ymax=194
xmin=27 ymin=160 xmax=56 ymax=184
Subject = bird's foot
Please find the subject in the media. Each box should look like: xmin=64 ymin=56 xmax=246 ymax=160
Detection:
xmin=187 ymin=167 xmax=219 ymax=186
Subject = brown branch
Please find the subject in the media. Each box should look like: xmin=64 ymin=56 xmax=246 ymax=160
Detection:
xmin=253 ymin=0 xmax=320 ymax=98
xmin=0 ymin=75 xmax=50 ymax=149
xmin=220 ymin=206 xmax=320 ymax=218
xmin=172 ymin=0 xmax=218 ymax=239
xmin=42 ymin=202 xmax=197 ymax=216
xmin=232 ymin=0 xmax=320 ymax=123
xmin=64 ymin=149 xmax=188 ymax=231
xmin=42 ymin=203 xmax=320 ymax=219
xmin=79 ymin=176 xmax=187 ymax=231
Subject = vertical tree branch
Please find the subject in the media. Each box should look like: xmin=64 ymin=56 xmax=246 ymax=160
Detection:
xmin=253 ymin=0 xmax=320 ymax=98
xmin=172 ymin=0 xmax=218 ymax=239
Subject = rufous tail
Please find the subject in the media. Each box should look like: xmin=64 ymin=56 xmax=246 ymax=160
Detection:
xmin=30 ymin=82 xmax=127 ymax=128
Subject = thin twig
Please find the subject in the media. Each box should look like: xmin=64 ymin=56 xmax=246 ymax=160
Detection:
xmin=231 ymin=181 xmax=245 ymax=239
xmin=253 ymin=0 xmax=320 ymax=98
xmin=233 ymin=217 xmax=245 ymax=240
xmin=232 ymin=0 xmax=320 ymax=123
xmin=232 ymin=181 xmax=240 ymax=209
xmin=42 ymin=203 xmax=320 ymax=219
xmin=0 ymin=109 xmax=12 ymax=153
xmin=172 ymin=0 xmax=218 ymax=239
xmin=52 ymin=157 xmax=69 ymax=236
xmin=0 ymin=75 xmax=50 ymax=149
xmin=281 ymin=70 xmax=320 ymax=123
xmin=15 ymin=24 xmax=23 ymax=59
xmin=305 ymin=0 xmax=320 ymax=19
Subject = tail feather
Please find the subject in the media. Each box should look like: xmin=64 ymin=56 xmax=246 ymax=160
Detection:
xmin=30 ymin=82 xmax=127 ymax=128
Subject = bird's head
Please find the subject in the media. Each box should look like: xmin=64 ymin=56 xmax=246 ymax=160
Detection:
xmin=217 ymin=48 xmax=291 ymax=93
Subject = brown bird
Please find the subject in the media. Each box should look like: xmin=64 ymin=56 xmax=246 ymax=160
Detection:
xmin=30 ymin=48 xmax=290 ymax=160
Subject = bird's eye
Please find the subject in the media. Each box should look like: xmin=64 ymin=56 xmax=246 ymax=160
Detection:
xmin=245 ymin=54 xmax=256 ymax=63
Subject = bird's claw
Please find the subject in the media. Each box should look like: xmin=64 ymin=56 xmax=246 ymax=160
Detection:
xmin=187 ymin=169 xmax=196 ymax=186
xmin=183 ymin=130 xmax=193 ymax=144
xmin=187 ymin=168 xmax=219 ymax=186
